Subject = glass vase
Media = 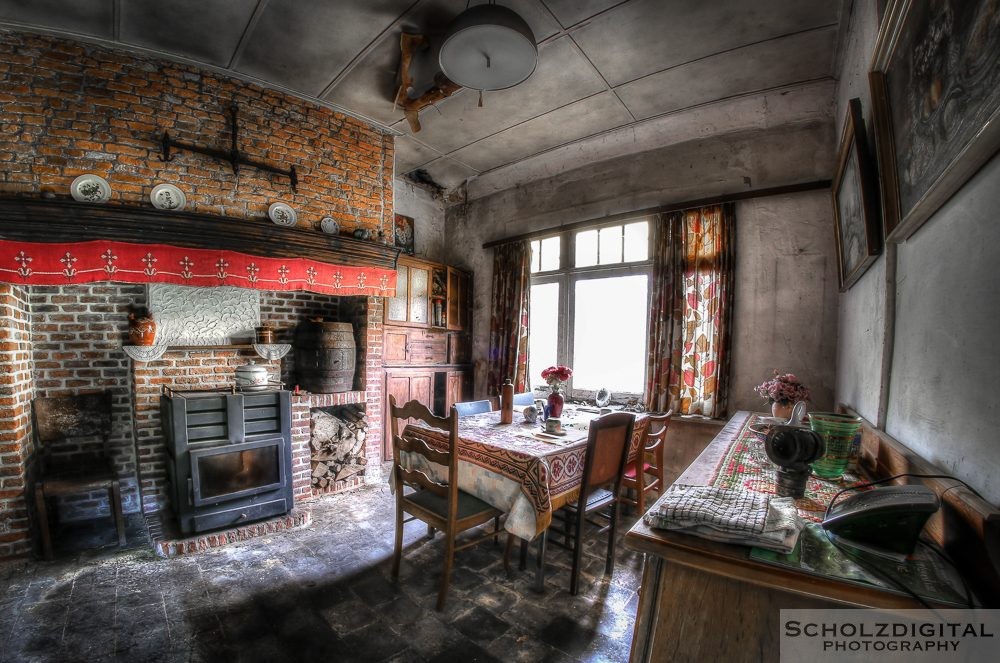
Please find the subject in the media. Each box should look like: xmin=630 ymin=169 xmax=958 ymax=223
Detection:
xmin=547 ymin=385 xmax=565 ymax=418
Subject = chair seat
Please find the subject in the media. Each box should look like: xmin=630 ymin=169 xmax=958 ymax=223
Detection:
xmin=623 ymin=461 xmax=655 ymax=480
xmin=564 ymin=487 xmax=615 ymax=513
xmin=404 ymin=487 xmax=500 ymax=521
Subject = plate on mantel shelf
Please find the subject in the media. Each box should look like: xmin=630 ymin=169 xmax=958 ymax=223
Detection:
xmin=150 ymin=183 xmax=186 ymax=211
xmin=70 ymin=174 xmax=111 ymax=203
xmin=268 ymin=202 xmax=297 ymax=227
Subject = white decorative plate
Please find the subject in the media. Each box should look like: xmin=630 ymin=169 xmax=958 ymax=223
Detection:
xmin=70 ymin=174 xmax=111 ymax=203
xmin=268 ymin=202 xmax=297 ymax=227
xmin=150 ymin=183 xmax=186 ymax=211
xmin=320 ymin=217 xmax=340 ymax=235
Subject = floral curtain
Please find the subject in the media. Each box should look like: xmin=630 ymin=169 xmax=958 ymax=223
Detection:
xmin=487 ymin=240 xmax=531 ymax=396
xmin=645 ymin=204 xmax=735 ymax=417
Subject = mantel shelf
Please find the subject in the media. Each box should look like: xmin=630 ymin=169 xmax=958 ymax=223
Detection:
xmin=0 ymin=198 xmax=400 ymax=270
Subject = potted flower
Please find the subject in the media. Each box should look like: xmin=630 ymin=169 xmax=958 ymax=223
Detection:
xmin=754 ymin=370 xmax=810 ymax=419
xmin=540 ymin=365 xmax=573 ymax=418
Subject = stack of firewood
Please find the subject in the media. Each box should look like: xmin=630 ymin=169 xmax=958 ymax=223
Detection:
xmin=310 ymin=407 xmax=367 ymax=489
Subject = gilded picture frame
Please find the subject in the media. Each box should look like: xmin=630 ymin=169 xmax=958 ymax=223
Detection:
xmin=869 ymin=0 xmax=1000 ymax=241
xmin=833 ymin=98 xmax=882 ymax=291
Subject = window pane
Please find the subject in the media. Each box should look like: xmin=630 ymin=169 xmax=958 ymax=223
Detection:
xmin=528 ymin=283 xmax=559 ymax=388
xmin=388 ymin=265 xmax=408 ymax=321
xmin=539 ymin=236 xmax=560 ymax=272
xmin=598 ymin=226 xmax=623 ymax=265
xmin=410 ymin=267 xmax=428 ymax=324
xmin=623 ymin=221 xmax=649 ymax=262
xmin=572 ymin=275 xmax=648 ymax=393
xmin=575 ymin=229 xmax=598 ymax=267
xmin=530 ymin=240 xmax=540 ymax=273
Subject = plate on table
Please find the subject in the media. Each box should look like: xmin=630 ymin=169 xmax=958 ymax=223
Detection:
xmin=268 ymin=202 xmax=297 ymax=227
xmin=150 ymin=183 xmax=186 ymax=210
xmin=70 ymin=174 xmax=111 ymax=203
xmin=757 ymin=416 xmax=789 ymax=426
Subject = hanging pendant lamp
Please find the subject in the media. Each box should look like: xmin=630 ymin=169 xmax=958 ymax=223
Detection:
xmin=438 ymin=3 xmax=537 ymax=92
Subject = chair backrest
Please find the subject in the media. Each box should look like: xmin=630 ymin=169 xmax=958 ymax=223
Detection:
xmin=389 ymin=395 xmax=459 ymax=501
xmin=580 ymin=412 xmax=635 ymax=495
xmin=453 ymin=399 xmax=492 ymax=417
xmin=645 ymin=411 xmax=673 ymax=447
xmin=512 ymin=392 xmax=535 ymax=406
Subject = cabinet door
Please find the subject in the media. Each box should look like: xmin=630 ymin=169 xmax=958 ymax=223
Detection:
xmin=446 ymin=268 xmax=469 ymax=331
xmin=384 ymin=329 xmax=409 ymax=364
xmin=444 ymin=371 xmax=467 ymax=412
xmin=409 ymin=266 xmax=430 ymax=325
xmin=386 ymin=264 xmax=409 ymax=323
xmin=410 ymin=374 xmax=433 ymax=411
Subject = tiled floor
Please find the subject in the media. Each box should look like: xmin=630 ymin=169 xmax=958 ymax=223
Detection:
xmin=0 ymin=484 xmax=646 ymax=662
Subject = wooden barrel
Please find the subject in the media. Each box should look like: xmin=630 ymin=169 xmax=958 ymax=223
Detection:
xmin=294 ymin=320 xmax=356 ymax=393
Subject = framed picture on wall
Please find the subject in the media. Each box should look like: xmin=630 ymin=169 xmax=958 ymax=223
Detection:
xmin=832 ymin=98 xmax=882 ymax=291
xmin=394 ymin=214 xmax=414 ymax=255
xmin=869 ymin=0 xmax=1000 ymax=241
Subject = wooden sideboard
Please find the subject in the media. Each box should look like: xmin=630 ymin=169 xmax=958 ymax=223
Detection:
xmin=625 ymin=410 xmax=999 ymax=663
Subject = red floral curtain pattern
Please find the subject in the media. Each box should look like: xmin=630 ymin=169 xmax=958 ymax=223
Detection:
xmin=645 ymin=204 xmax=735 ymax=417
xmin=487 ymin=241 xmax=531 ymax=396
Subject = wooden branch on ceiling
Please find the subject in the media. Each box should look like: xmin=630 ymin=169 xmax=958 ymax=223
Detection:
xmin=394 ymin=33 xmax=462 ymax=134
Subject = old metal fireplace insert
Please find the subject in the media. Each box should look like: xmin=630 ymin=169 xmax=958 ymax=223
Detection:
xmin=161 ymin=388 xmax=293 ymax=535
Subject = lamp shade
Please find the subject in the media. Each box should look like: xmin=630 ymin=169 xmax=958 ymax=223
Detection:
xmin=438 ymin=4 xmax=537 ymax=91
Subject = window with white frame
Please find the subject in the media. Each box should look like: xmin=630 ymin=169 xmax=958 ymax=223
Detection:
xmin=527 ymin=219 xmax=651 ymax=400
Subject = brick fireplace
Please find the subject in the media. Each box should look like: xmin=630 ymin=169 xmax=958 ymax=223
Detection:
xmin=0 ymin=30 xmax=397 ymax=559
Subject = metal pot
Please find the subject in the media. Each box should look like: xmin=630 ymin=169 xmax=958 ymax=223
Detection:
xmin=235 ymin=360 xmax=269 ymax=389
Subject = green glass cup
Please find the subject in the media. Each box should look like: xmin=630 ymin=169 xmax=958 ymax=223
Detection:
xmin=808 ymin=412 xmax=862 ymax=480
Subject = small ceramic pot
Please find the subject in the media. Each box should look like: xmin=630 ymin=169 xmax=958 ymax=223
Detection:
xmin=128 ymin=312 xmax=156 ymax=346
xmin=235 ymin=360 xmax=269 ymax=389
xmin=522 ymin=406 xmax=538 ymax=424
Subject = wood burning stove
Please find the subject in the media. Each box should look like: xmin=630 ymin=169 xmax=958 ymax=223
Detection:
xmin=161 ymin=388 xmax=293 ymax=534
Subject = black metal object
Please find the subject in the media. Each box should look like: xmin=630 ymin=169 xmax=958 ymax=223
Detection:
xmin=161 ymin=388 xmax=293 ymax=535
xmin=159 ymin=104 xmax=298 ymax=191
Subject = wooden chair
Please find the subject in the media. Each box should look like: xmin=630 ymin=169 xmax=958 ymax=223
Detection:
xmin=620 ymin=411 xmax=672 ymax=516
xmin=453 ymin=399 xmax=492 ymax=417
xmin=552 ymin=412 xmax=635 ymax=595
xmin=32 ymin=392 xmax=126 ymax=560
xmin=388 ymin=395 xmax=504 ymax=611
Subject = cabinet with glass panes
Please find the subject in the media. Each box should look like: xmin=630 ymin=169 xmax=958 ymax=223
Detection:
xmin=385 ymin=257 xmax=470 ymax=332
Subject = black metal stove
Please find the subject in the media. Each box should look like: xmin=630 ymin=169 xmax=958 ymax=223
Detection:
xmin=160 ymin=387 xmax=293 ymax=534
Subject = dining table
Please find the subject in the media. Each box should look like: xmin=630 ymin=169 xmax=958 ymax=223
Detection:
xmin=402 ymin=405 xmax=650 ymax=590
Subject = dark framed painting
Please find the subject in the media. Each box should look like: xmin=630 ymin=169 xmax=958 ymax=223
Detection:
xmin=833 ymin=98 xmax=882 ymax=291
xmin=869 ymin=0 xmax=1000 ymax=241
xmin=394 ymin=214 xmax=414 ymax=255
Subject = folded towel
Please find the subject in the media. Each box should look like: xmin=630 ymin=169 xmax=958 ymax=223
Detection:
xmin=643 ymin=484 xmax=804 ymax=553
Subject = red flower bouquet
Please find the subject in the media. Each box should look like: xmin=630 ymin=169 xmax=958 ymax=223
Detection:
xmin=541 ymin=365 xmax=573 ymax=386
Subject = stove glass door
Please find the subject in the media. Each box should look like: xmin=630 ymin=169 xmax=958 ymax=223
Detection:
xmin=190 ymin=437 xmax=285 ymax=506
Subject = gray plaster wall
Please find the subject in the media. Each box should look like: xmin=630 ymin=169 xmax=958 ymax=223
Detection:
xmin=832 ymin=0 xmax=885 ymax=422
xmin=885 ymin=154 xmax=1000 ymax=504
xmin=833 ymin=0 xmax=1000 ymax=504
xmin=730 ymin=192 xmax=839 ymax=413
xmin=446 ymin=96 xmax=839 ymax=406
xmin=393 ymin=177 xmax=447 ymax=264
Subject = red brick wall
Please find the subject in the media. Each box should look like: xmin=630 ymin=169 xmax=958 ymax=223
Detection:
xmin=0 ymin=29 xmax=393 ymax=235
xmin=0 ymin=284 xmax=33 ymax=558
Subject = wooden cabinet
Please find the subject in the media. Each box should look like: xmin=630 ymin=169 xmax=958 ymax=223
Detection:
xmin=383 ymin=256 xmax=473 ymax=459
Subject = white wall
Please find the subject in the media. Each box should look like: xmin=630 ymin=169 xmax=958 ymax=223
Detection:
xmin=446 ymin=88 xmax=840 ymax=408
xmin=393 ymin=177 xmax=447 ymax=263
xmin=833 ymin=0 xmax=1000 ymax=504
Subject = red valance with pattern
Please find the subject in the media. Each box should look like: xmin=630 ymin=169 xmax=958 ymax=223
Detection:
xmin=0 ymin=239 xmax=396 ymax=296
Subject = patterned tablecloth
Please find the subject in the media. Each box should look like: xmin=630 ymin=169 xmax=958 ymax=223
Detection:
xmin=403 ymin=408 xmax=649 ymax=540
xmin=707 ymin=412 xmax=864 ymax=522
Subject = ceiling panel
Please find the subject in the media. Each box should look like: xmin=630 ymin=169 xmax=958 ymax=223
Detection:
xmin=541 ymin=0 xmax=626 ymax=28
xmin=393 ymin=36 xmax=607 ymax=154
xmin=447 ymin=90 xmax=632 ymax=172
xmin=571 ymin=0 xmax=840 ymax=87
xmin=394 ymin=134 xmax=443 ymax=174
xmin=233 ymin=0 xmax=415 ymax=95
xmin=617 ymin=27 xmax=837 ymax=120
xmin=415 ymin=156 xmax=478 ymax=189
xmin=0 ymin=0 xmax=111 ymax=38
xmin=120 ymin=0 xmax=258 ymax=68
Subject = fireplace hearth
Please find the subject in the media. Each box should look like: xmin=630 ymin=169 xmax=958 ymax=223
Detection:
xmin=161 ymin=388 xmax=293 ymax=535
